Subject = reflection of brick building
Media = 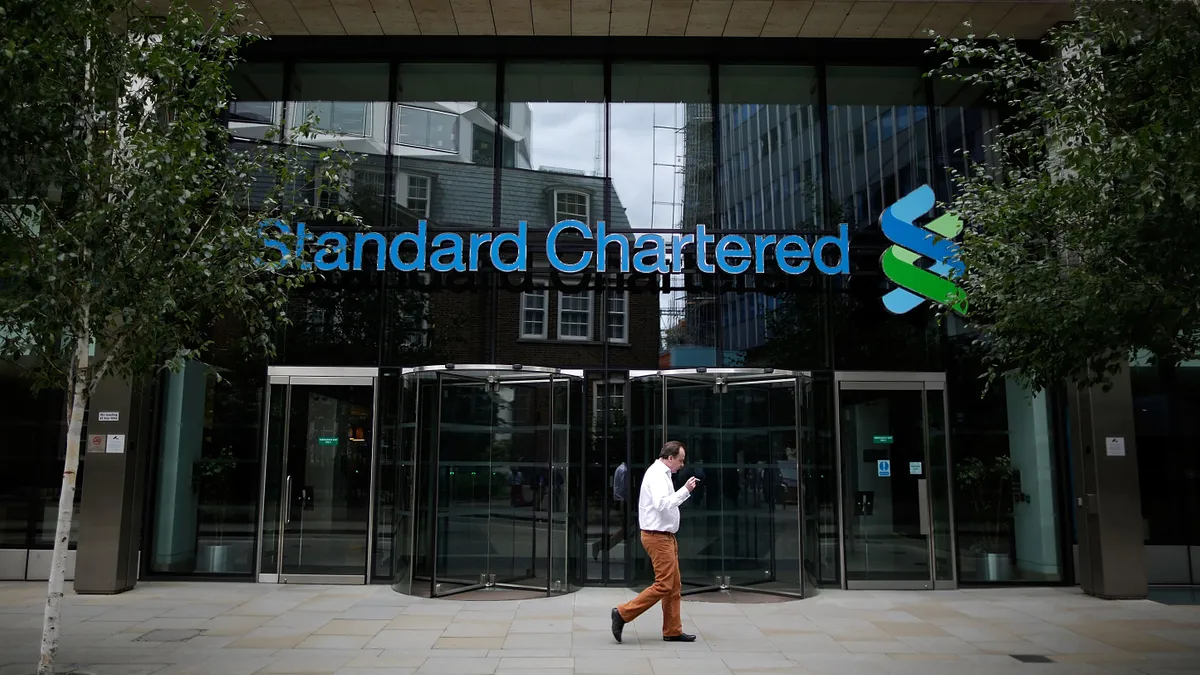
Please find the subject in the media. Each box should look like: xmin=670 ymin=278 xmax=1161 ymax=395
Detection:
xmin=387 ymin=157 xmax=661 ymax=370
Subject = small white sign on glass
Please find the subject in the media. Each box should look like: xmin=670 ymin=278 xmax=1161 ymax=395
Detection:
xmin=1105 ymin=436 xmax=1126 ymax=457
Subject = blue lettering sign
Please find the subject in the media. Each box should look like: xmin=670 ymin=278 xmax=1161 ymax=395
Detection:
xmin=258 ymin=220 xmax=854 ymax=277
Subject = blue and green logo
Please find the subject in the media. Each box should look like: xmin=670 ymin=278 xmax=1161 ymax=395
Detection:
xmin=880 ymin=185 xmax=968 ymax=316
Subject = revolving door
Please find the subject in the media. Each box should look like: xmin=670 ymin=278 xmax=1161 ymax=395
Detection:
xmin=393 ymin=365 xmax=585 ymax=597
xmin=628 ymin=369 xmax=819 ymax=598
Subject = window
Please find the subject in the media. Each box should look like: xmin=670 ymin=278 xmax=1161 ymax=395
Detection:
xmin=229 ymin=101 xmax=276 ymax=124
xmin=606 ymin=291 xmax=629 ymax=343
xmin=396 ymin=104 xmax=459 ymax=152
xmin=554 ymin=190 xmax=589 ymax=225
xmin=519 ymin=285 xmax=548 ymax=339
xmin=557 ymin=291 xmax=592 ymax=340
xmin=298 ymin=101 xmax=370 ymax=137
xmin=398 ymin=172 xmax=432 ymax=214
xmin=593 ymin=380 xmax=626 ymax=429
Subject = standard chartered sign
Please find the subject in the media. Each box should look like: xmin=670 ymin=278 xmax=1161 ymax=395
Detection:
xmin=258 ymin=219 xmax=852 ymax=277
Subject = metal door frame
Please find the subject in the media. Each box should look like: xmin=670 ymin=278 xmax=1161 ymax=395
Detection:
xmin=833 ymin=371 xmax=957 ymax=591
xmin=256 ymin=366 xmax=380 ymax=585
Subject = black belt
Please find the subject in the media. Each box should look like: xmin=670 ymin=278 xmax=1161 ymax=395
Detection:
xmin=642 ymin=529 xmax=675 ymax=536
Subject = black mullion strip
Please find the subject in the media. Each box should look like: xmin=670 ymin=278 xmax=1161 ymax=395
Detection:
xmin=710 ymin=59 xmax=724 ymax=366
xmin=379 ymin=60 xmax=398 ymax=368
xmin=490 ymin=59 xmax=505 ymax=363
xmin=816 ymin=62 xmax=835 ymax=373
xmin=600 ymin=56 xmax=612 ymax=585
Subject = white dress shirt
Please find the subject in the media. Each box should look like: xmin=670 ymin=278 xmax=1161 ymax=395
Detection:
xmin=636 ymin=460 xmax=692 ymax=533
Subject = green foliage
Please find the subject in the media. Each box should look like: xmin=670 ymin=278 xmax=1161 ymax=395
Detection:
xmin=0 ymin=0 xmax=358 ymax=393
xmin=928 ymin=0 xmax=1200 ymax=391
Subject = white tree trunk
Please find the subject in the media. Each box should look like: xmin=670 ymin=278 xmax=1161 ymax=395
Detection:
xmin=37 ymin=331 xmax=91 ymax=675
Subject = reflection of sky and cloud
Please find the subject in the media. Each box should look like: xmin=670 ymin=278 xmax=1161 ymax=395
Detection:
xmin=526 ymin=102 xmax=682 ymax=234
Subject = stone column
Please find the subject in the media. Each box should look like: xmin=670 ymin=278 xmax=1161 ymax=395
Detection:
xmin=1067 ymin=366 xmax=1147 ymax=599
xmin=74 ymin=375 xmax=150 ymax=594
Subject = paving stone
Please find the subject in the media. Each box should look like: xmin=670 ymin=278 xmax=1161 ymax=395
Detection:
xmin=0 ymin=582 xmax=1194 ymax=675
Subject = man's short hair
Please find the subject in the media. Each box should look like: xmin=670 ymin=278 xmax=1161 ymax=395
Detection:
xmin=660 ymin=440 xmax=685 ymax=459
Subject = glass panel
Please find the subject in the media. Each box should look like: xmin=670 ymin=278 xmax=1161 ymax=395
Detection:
xmin=549 ymin=375 xmax=575 ymax=592
xmin=281 ymin=63 xmax=389 ymax=367
xmin=948 ymin=337 xmax=1064 ymax=583
xmin=280 ymin=383 xmax=374 ymax=577
xmin=433 ymin=373 xmax=495 ymax=589
xmin=826 ymin=67 xmax=941 ymax=372
xmin=610 ymin=63 xmax=718 ymax=368
xmin=0 ymin=369 xmax=74 ymax=549
xmin=373 ymin=371 xmax=400 ymax=582
xmin=664 ymin=377 xmax=725 ymax=590
xmin=228 ymin=62 xmax=284 ymax=140
xmin=798 ymin=376 xmax=824 ymax=590
xmin=716 ymin=65 xmax=824 ymax=366
xmin=258 ymin=383 xmax=287 ymax=575
xmin=490 ymin=378 xmax=552 ymax=589
xmin=147 ymin=361 xmax=263 ymax=575
xmin=926 ymin=389 xmax=954 ymax=583
xmin=723 ymin=379 xmax=802 ymax=592
xmin=389 ymin=372 xmax=421 ymax=592
xmin=808 ymin=374 xmax=840 ymax=586
xmin=840 ymin=387 xmax=932 ymax=583
xmin=621 ymin=377 xmax=663 ymax=585
xmin=408 ymin=372 xmax=441 ymax=594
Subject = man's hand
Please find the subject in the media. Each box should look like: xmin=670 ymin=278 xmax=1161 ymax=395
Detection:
xmin=685 ymin=476 xmax=699 ymax=492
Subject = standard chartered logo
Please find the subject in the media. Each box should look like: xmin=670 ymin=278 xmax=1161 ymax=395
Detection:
xmin=880 ymin=185 xmax=968 ymax=316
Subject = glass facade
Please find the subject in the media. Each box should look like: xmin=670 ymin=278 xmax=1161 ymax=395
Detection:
xmin=0 ymin=48 xmax=1077 ymax=593
xmin=1131 ymin=357 xmax=1200 ymax=585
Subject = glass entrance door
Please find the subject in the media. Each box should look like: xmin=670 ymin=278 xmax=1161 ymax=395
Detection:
xmin=258 ymin=367 xmax=378 ymax=584
xmin=631 ymin=370 xmax=809 ymax=598
xmin=837 ymin=375 xmax=955 ymax=590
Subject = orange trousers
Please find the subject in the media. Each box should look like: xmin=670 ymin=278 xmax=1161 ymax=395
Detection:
xmin=616 ymin=531 xmax=683 ymax=637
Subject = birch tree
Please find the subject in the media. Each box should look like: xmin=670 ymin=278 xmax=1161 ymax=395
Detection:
xmin=928 ymin=0 xmax=1200 ymax=390
xmin=0 ymin=2 xmax=356 ymax=672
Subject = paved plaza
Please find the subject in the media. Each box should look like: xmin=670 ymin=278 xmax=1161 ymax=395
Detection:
xmin=0 ymin=582 xmax=1197 ymax=675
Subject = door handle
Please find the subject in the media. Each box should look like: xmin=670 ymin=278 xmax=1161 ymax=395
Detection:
xmin=917 ymin=478 xmax=930 ymax=536
xmin=284 ymin=475 xmax=293 ymax=524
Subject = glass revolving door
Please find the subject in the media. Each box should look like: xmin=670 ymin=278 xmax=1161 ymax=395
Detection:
xmin=629 ymin=369 xmax=816 ymax=598
xmin=394 ymin=365 xmax=584 ymax=597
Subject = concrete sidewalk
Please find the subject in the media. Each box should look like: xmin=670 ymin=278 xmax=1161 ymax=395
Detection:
xmin=0 ymin=581 xmax=1197 ymax=674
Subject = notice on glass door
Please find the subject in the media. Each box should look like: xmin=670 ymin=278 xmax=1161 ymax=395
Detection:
xmin=909 ymin=461 xmax=923 ymax=475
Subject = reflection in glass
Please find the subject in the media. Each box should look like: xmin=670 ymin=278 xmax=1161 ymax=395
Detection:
xmin=804 ymin=375 xmax=840 ymax=586
xmin=948 ymin=341 xmax=1064 ymax=583
xmin=932 ymin=77 xmax=995 ymax=203
xmin=840 ymin=388 xmax=932 ymax=583
xmin=0 ymin=370 xmax=85 ymax=550
xmin=1132 ymin=359 xmax=1200 ymax=585
xmin=627 ymin=372 xmax=806 ymax=596
xmin=398 ymin=367 xmax=583 ymax=596
xmin=610 ymin=64 xmax=717 ymax=367
xmin=278 ymin=383 xmax=373 ymax=577
xmin=927 ymin=389 xmax=954 ymax=582
xmin=151 ymin=361 xmax=262 ymax=575
xmin=826 ymin=67 xmax=941 ymax=372
xmin=715 ymin=66 xmax=824 ymax=366
xmin=278 ymin=63 xmax=390 ymax=366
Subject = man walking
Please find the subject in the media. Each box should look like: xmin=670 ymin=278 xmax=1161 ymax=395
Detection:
xmin=611 ymin=441 xmax=698 ymax=643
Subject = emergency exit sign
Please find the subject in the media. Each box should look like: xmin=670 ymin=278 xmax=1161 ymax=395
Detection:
xmin=873 ymin=435 xmax=893 ymax=444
